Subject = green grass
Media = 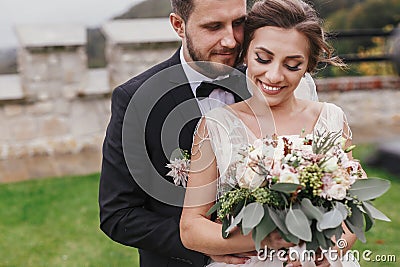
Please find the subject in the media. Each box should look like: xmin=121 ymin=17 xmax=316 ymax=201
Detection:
xmin=350 ymin=146 xmax=400 ymax=266
xmin=0 ymin=174 xmax=139 ymax=267
xmin=0 ymin=144 xmax=398 ymax=266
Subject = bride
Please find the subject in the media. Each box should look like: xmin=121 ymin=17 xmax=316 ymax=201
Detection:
xmin=180 ymin=0 xmax=359 ymax=266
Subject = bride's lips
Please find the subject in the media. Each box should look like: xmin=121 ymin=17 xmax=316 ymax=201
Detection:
xmin=259 ymin=81 xmax=284 ymax=95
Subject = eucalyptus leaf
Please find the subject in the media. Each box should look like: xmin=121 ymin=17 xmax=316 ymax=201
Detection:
xmin=242 ymin=202 xmax=264 ymax=236
xmin=170 ymin=148 xmax=187 ymax=161
xmin=364 ymin=212 xmax=374 ymax=232
xmin=286 ymin=208 xmax=312 ymax=241
xmin=349 ymin=178 xmax=391 ymax=201
xmin=315 ymin=230 xmax=328 ymax=250
xmin=362 ymin=201 xmax=391 ymax=222
xmin=345 ymin=219 xmax=366 ymax=243
xmin=335 ymin=202 xmax=349 ymax=220
xmin=233 ymin=199 xmax=245 ymax=217
xmin=225 ymin=205 xmax=245 ymax=234
xmin=252 ymin=228 xmax=260 ymax=251
xmin=301 ymin=198 xmax=323 ymax=221
xmin=285 ymin=232 xmax=300 ymax=244
xmin=268 ymin=207 xmax=289 ymax=234
xmin=206 ymin=201 xmax=221 ymax=217
xmin=334 ymin=226 xmax=344 ymax=241
xmin=253 ymin=207 xmax=276 ymax=251
xmin=347 ymin=202 xmax=364 ymax=229
xmin=271 ymin=183 xmax=302 ymax=194
xmin=306 ymin=233 xmax=319 ymax=251
xmin=222 ymin=217 xmax=230 ymax=238
xmin=317 ymin=208 xmax=343 ymax=230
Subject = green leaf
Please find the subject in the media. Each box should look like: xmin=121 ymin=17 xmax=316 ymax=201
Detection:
xmin=301 ymin=198 xmax=323 ymax=221
xmin=285 ymin=231 xmax=300 ymax=244
xmin=324 ymin=225 xmax=343 ymax=242
xmin=315 ymin=230 xmax=328 ymax=250
xmin=242 ymin=202 xmax=264 ymax=236
xmin=170 ymin=148 xmax=187 ymax=161
xmin=349 ymin=178 xmax=391 ymax=201
xmin=268 ymin=207 xmax=289 ymax=234
xmin=364 ymin=212 xmax=374 ymax=232
xmin=347 ymin=202 xmax=364 ymax=241
xmin=362 ymin=201 xmax=391 ymax=222
xmin=253 ymin=207 xmax=276 ymax=251
xmin=335 ymin=202 xmax=348 ymax=220
xmin=345 ymin=219 xmax=366 ymax=243
xmin=222 ymin=217 xmax=230 ymax=238
xmin=271 ymin=183 xmax=302 ymax=193
xmin=225 ymin=205 xmax=245 ymax=234
xmin=206 ymin=201 xmax=221 ymax=217
xmin=306 ymin=233 xmax=319 ymax=251
xmin=317 ymin=208 xmax=343 ymax=230
xmin=286 ymin=208 xmax=312 ymax=241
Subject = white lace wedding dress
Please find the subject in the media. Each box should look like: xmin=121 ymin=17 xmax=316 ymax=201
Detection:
xmin=201 ymin=102 xmax=359 ymax=267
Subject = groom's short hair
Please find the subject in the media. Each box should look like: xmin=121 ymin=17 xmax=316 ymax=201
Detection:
xmin=170 ymin=0 xmax=195 ymax=22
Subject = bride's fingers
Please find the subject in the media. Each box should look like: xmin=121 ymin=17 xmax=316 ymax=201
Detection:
xmin=234 ymin=251 xmax=258 ymax=257
xmin=208 ymin=254 xmax=249 ymax=264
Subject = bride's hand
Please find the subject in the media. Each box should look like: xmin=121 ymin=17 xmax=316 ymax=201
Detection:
xmin=208 ymin=254 xmax=250 ymax=265
xmin=260 ymin=230 xmax=294 ymax=250
xmin=234 ymin=250 xmax=258 ymax=257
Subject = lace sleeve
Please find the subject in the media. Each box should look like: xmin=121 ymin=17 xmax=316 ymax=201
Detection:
xmin=192 ymin=107 xmax=254 ymax=198
xmin=315 ymin=102 xmax=352 ymax=141
xmin=191 ymin=116 xmax=211 ymax=159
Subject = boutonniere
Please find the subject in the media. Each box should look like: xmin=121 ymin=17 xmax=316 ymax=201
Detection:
xmin=166 ymin=148 xmax=191 ymax=187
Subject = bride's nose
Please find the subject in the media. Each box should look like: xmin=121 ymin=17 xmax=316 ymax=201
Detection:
xmin=264 ymin=64 xmax=284 ymax=84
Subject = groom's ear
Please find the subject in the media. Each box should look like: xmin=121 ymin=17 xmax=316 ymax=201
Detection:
xmin=170 ymin=13 xmax=185 ymax=39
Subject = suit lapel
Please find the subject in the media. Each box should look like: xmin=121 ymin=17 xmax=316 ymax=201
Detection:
xmin=164 ymin=51 xmax=202 ymax=151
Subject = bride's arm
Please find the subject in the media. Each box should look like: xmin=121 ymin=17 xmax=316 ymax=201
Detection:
xmin=180 ymin=118 xmax=255 ymax=255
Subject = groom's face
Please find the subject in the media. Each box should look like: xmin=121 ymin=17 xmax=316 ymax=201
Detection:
xmin=181 ymin=0 xmax=246 ymax=75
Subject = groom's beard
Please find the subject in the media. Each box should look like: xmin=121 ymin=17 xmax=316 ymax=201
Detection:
xmin=185 ymin=32 xmax=240 ymax=77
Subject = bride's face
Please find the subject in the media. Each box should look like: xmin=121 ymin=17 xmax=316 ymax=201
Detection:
xmin=245 ymin=26 xmax=309 ymax=106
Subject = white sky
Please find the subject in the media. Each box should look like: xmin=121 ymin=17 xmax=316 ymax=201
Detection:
xmin=0 ymin=0 xmax=144 ymax=48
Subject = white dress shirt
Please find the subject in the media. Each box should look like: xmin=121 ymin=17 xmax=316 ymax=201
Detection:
xmin=180 ymin=48 xmax=235 ymax=114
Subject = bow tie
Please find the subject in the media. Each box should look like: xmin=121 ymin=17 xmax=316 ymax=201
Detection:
xmin=196 ymin=75 xmax=241 ymax=100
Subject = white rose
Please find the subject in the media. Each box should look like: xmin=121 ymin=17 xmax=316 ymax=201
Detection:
xmin=321 ymin=156 xmax=338 ymax=172
xmin=327 ymin=184 xmax=347 ymax=200
xmin=249 ymin=146 xmax=263 ymax=160
xmin=279 ymin=170 xmax=300 ymax=184
xmin=237 ymin=165 xmax=265 ymax=190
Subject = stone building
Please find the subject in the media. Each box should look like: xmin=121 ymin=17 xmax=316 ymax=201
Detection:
xmin=14 ymin=24 xmax=88 ymax=100
xmin=101 ymin=18 xmax=180 ymax=89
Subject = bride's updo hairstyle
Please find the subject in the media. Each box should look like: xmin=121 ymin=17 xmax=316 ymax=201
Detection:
xmin=240 ymin=0 xmax=345 ymax=73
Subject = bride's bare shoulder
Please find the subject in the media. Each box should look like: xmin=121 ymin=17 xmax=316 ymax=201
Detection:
xmin=298 ymin=99 xmax=324 ymax=116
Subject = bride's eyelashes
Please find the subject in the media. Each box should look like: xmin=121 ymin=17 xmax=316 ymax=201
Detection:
xmin=255 ymin=52 xmax=270 ymax=64
xmin=255 ymin=52 xmax=303 ymax=72
xmin=285 ymin=63 xmax=302 ymax=71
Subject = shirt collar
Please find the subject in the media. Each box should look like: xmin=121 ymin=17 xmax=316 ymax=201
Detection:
xmin=180 ymin=48 xmax=213 ymax=95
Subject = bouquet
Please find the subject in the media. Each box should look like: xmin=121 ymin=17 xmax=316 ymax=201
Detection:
xmin=206 ymin=130 xmax=391 ymax=251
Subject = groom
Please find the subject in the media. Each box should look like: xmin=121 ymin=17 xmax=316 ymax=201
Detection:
xmin=99 ymin=0 xmax=312 ymax=266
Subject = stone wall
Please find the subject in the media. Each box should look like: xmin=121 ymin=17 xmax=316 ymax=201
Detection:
xmin=0 ymin=72 xmax=399 ymax=182
xmin=105 ymin=43 xmax=178 ymax=89
xmin=18 ymin=46 xmax=88 ymax=100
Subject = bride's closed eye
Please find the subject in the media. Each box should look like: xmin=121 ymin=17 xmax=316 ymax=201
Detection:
xmin=255 ymin=52 xmax=303 ymax=71
xmin=255 ymin=52 xmax=270 ymax=64
xmin=285 ymin=62 xmax=302 ymax=71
